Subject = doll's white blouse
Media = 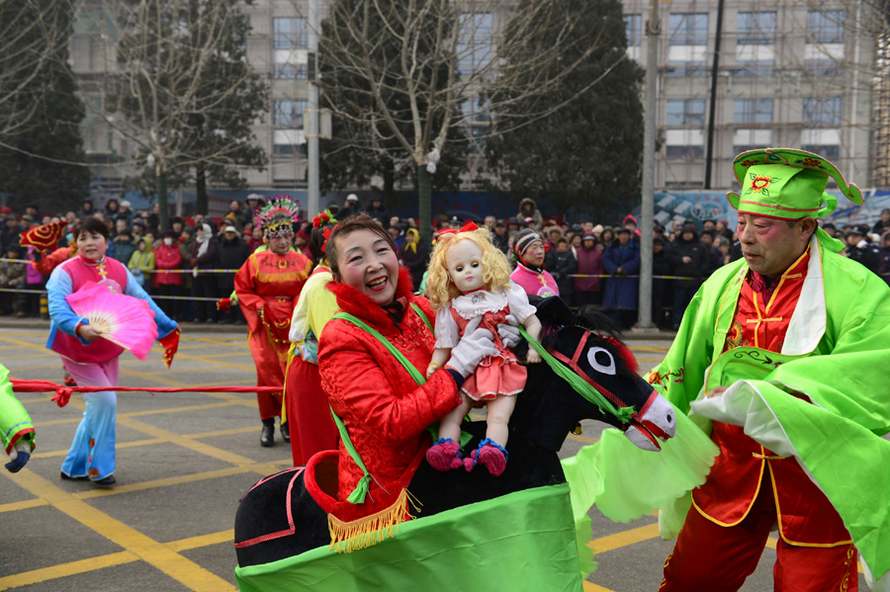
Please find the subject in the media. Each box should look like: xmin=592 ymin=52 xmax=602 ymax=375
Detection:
xmin=434 ymin=281 xmax=537 ymax=349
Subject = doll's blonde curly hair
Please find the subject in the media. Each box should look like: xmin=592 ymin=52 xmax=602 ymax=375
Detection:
xmin=425 ymin=227 xmax=512 ymax=310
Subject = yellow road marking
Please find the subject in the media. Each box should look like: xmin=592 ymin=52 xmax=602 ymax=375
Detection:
xmin=79 ymin=461 xmax=289 ymax=500
xmin=0 ymin=528 xmax=236 ymax=589
xmin=0 ymin=550 xmax=138 ymax=588
xmin=2 ymin=469 xmax=235 ymax=591
xmin=584 ymin=582 xmax=616 ymax=592
xmin=33 ymin=437 xmax=166 ymax=459
xmin=169 ymin=529 xmax=234 ymax=552
xmin=590 ymin=523 xmax=660 ymax=554
xmin=0 ymin=497 xmax=47 ymax=513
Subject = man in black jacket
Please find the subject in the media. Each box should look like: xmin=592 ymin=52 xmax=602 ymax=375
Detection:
xmin=669 ymin=224 xmax=708 ymax=329
xmin=217 ymin=225 xmax=251 ymax=323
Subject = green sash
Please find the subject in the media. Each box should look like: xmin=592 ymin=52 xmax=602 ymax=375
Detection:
xmin=329 ymin=305 xmax=431 ymax=504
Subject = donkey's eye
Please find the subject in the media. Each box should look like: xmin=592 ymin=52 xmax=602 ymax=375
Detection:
xmin=586 ymin=347 xmax=616 ymax=375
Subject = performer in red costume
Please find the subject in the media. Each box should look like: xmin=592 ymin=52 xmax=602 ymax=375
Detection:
xmin=235 ymin=197 xmax=312 ymax=447
xmin=314 ymin=215 xmax=516 ymax=547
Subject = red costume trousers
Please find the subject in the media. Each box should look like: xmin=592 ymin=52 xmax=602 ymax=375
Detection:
xmin=284 ymin=356 xmax=338 ymax=466
xmin=248 ymin=331 xmax=286 ymax=421
xmin=660 ymin=478 xmax=858 ymax=592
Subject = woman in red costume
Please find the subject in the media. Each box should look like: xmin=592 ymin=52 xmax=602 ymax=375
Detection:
xmin=235 ymin=197 xmax=312 ymax=447
xmin=314 ymin=215 xmax=511 ymax=545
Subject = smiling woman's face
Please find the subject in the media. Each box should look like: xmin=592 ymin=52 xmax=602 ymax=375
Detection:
xmin=334 ymin=229 xmax=399 ymax=305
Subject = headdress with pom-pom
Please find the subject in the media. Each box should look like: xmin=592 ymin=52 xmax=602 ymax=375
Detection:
xmin=255 ymin=195 xmax=301 ymax=238
xmin=309 ymin=209 xmax=338 ymax=258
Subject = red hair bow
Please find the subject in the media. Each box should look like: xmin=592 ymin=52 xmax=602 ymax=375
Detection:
xmin=459 ymin=221 xmax=478 ymax=232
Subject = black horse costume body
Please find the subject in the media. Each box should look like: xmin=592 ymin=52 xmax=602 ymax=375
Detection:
xmin=235 ymin=298 xmax=673 ymax=568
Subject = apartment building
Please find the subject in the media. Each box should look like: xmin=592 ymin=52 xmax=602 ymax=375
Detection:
xmin=70 ymin=1 xmax=879 ymax=199
xmin=622 ymin=0 xmax=875 ymax=190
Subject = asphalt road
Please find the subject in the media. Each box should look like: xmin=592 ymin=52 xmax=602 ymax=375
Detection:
xmin=0 ymin=327 xmax=866 ymax=591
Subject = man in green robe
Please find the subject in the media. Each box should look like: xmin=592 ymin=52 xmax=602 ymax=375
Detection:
xmin=0 ymin=363 xmax=35 ymax=472
xmin=650 ymin=148 xmax=890 ymax=591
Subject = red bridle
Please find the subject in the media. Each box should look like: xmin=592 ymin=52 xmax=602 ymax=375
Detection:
xmin=549 ymin=329 xmax=669 ymax=447
xmin=549 ymin=329 xmax=631 ymax=415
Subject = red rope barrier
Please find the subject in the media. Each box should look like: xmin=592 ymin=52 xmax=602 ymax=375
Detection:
xmin=10 ymin=379 xmax=282 ymax=408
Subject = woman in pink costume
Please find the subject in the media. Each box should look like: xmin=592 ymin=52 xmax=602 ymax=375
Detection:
xmin=46 ymin=218 xmax=178 ymax=487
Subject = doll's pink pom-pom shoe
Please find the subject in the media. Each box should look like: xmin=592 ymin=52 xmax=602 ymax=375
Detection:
xmin=463 ymin=438 xmax=508 ymax=477
xmin=426 ymin=438 xmax=463 ymax=471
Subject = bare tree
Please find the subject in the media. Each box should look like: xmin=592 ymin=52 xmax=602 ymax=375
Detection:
xmin=319 ymin=0 xmax=621 ymax=241
xmin=0 ymin=0 xmax=75 ymax=140
xmin=98 ymin=0 xmax=268 ymax=228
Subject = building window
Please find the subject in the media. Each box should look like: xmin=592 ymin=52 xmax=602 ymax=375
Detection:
xmin=806 ymin=10 xmax=845 ymax=44
xmin=273 ymin=17 xmax=307 ymax=49
xmin=457 ymin=13 xmax=494 ymax=78
xmin=666 ymin=144 xmax=705 ymax=159
xmin=803 ymin=96 xmax=842 ymax=126
xmin=737 ymin=11 xmax=776 ymax=45
xmin=624 ymin=14 xmax=642 ymax=47
xmin=273 ymin=63 xmax=308 ymax=80
xmin=272 ymin=143 xmax=307 ymax=158
xmin=667 ymin=13 xmax=708 ymax=77
xmin=273 ymin=99 xmax=307 ymax=128
xmin=666 ymin=99 xmax=705 ymax=127
xmin=462 ymin=96 xmax=492 ymax=152
xmin=734 ymin=98 xmax=773 ymax=124
xmin=669 ymin=13 xmax=708 ymax=46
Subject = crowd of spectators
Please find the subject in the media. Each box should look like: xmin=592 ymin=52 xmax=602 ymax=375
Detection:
xmin=1 ymin=194 xmax=889 ymax=331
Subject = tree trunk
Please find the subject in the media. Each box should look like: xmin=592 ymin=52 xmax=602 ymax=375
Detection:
xmin=416 ymin=163 xmax=431 ymax=245
xmin=157 ymin=163 xmax=169 ymax=232
xmin=383 ymin=156 xmax=395 ymax=205
xmin=196 ymin=164 xmax=208 ymax=216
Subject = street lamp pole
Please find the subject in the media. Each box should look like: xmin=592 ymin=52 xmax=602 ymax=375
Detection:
xmin=307 ymin=0 xmax=320 ymax=218
xmin=636 ymin=0 xmax=660 ymax=329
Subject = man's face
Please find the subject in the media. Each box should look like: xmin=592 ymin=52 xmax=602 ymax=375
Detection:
xmin=172 ymin=222 xmax=183 ymax=233
xmin=617 ymin=232 xmax=630 ymax=245
xmin=703 ymin=221 xmax=715 ymax=231
xmin=115 ymin=219 xmax=127 ymax=233
xmin=882 ymin=211 xmax=890 ymax=223
xmin=495 ymin=225 xmax=506 ymax=236
xmin=556 ymin=242 xmax=569 ymax=253
xmin=230 ymin=201 xmax=240 ymax=211
xmin=846 ymin=233 xmax=863 ymax=246
xmin=701 ymin=234 xmax=713 ymax=247
xmin=224 ymin=231 xmax=237 ymax=242
xmin=736 ymin=214 xmax=813 ymax=276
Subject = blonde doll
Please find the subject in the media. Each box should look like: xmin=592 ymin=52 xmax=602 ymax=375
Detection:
xmin=424 ymin=223 xmax=542 ymax=477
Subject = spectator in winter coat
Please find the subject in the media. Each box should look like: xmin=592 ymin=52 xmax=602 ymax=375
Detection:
xmin=217 ymin=226 xmax=250 ymax=323
xmin=871 ymin=208 xmax=890 ymax=236
xmin=492 ymin=221 xmax=510 ymax=254
xmin=652 ymin=238 xmax=673 ymax=329
xmin=699 ymin=230 xmax=723 ymax=276
xmin=515 ymin=198 xmax=543 ymax=230
xmin=0 ymin=246 xmax=26 ymax=316
xmin=190 ymin=223 xmax=220 ymax=322
xmin=109 ymin=231 xmax=136 ymax=266
xmin=573 ymin=235 xmax=604 ymax=307
xmin=844 ymin=227 xmax=881 ymax=274
xmin=153 ymin=231 xmax=184 ymax=320
xmin=601 ymin=228 xmax=640 ymax=329
xmin=669 ymin=224 xmax=708 ymax=330
xmin=127 ymin=238 xmax=155 ymax=290
xmin=367 ymin=197 xmax=388 ymax=226
xmin=546 ymin=238 xmax=577 ymax=300
xmin=399 ymin=228 xmax=428 ymax=290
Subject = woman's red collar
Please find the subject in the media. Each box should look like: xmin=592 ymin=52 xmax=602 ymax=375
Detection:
xmin=327 ymin=266 xmax=415 ymax=335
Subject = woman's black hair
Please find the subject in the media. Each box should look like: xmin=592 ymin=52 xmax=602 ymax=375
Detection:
xmin=77 ymin=217 xmax=110 ymax=240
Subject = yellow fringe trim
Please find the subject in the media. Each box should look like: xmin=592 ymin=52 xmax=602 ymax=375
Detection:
xmin=327 ymin=489 xmax=412 ymax=553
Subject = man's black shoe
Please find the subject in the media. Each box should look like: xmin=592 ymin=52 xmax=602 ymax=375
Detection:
xmin=280 ymin=422 xmax=290 ymax=443
xmin=260 ymin=424 xmax=275 ymax=447
xmin=93 ymin=475 xmax=116 ymax=488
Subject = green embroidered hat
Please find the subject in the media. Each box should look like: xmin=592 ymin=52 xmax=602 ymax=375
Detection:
xmin=726 ymin=147 xmax=863 ymax=220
